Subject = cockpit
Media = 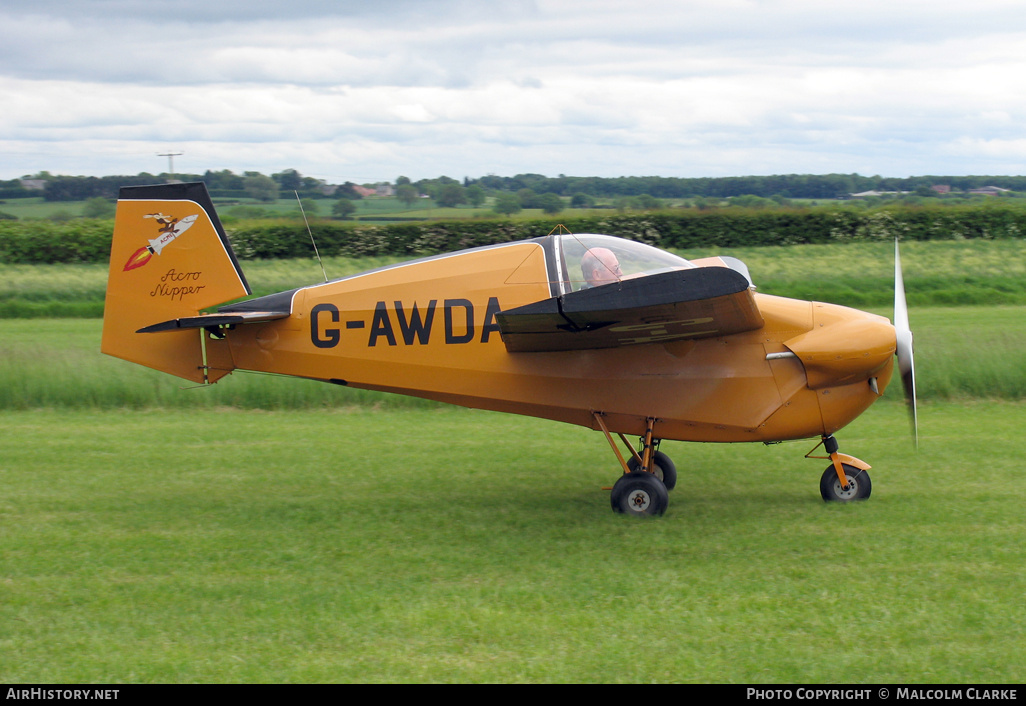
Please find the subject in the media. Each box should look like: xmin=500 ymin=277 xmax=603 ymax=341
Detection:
xmin=547 ymin=233 xmax=698 ymax=296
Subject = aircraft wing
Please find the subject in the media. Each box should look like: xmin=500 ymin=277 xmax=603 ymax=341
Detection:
xmin=496 ymin=267 xmax=763 ymax=352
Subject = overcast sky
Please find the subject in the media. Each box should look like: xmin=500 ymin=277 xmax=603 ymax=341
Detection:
xmin=3 ymin=0 xmax=1026 ymax=183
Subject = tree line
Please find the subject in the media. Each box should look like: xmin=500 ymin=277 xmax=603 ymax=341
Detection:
xmin=4 ymin=169 xmax=1025 ymax=203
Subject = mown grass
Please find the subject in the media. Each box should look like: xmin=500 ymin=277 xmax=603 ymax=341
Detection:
xmin=1 ymin=402 xmax=1023 ymax=682
xmin=2 ymin=234 xmax=1023 ymax=682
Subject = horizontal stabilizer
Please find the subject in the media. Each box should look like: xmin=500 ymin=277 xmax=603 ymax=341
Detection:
xmin=497 ymin=267 xmax=763 ymax=352
xmin=138 ymin=310 xmax=290 ymax=333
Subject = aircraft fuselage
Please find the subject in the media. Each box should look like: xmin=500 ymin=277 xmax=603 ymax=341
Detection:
xmin=219 ymin=240 xmax=895 ymax=443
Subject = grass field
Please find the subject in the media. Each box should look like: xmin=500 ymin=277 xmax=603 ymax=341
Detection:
xmin=1 ymin=402 xmax=1023 ymax=683
xmin=1 ymin=235 xmax=1024 ymax=683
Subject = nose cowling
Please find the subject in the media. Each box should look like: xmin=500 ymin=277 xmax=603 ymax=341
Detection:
xmin=783 ymin=304 xmax=896 ymax=390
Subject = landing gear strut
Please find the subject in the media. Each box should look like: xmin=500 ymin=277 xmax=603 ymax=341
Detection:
xmin=627 ymin=450 xmax=677 ymax=490
xmin=595 ymin=413 xmax=674 ymax=516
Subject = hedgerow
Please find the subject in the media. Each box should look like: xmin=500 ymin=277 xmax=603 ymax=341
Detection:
xmin=0 ymin=219 xmax=117 ymax=263
xmin=2 ymin=203 xmax=1023 ymax=264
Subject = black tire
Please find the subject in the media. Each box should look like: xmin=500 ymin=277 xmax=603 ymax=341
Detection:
xmin=611 ymin=471 xmax=669 ymax=516
xmin=820 ymin=464 xmax=872 ymax=502
xmin=627 ymin=450 xmax=677 ymax=491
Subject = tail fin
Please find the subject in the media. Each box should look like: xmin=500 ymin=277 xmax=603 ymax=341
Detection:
xmin=101 ymin=182 xmax=250 ymax=383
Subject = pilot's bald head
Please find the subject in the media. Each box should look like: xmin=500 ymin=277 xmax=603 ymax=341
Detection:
xmin=581 ymin=247 xmax=622 ymax=287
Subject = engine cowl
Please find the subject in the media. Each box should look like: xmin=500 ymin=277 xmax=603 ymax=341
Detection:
xmin=783 ymin=303 xmax=896 ymax=390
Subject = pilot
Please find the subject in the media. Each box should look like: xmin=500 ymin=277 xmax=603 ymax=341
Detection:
xmin=580 ymin=247 xmax=622 ymax=288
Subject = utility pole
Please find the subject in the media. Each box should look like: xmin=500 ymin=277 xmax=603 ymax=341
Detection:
xmin=157 ymin=151 xmax=183 ymax=182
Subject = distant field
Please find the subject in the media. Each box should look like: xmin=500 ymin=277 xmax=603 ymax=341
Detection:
xmin=220 ymin=196 xmax=506 ymax=221
xmin=2 ymin=402 xmax=1024 ymax=682
xmin=0 ymin=196 xmax=70 ymax=219
xmin=0 ymin=194 xmax=527 ymax=223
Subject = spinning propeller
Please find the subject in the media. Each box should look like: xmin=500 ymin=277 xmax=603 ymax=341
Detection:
xmin=894 ymin=240 xmax=918 ymax=447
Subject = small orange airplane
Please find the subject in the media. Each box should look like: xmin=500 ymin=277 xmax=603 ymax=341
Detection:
xmin=102 ymin=182 xmax=916 ymax=516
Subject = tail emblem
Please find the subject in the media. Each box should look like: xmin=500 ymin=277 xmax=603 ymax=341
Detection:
xmin=122 ymin=213 xmax=199 ymax=271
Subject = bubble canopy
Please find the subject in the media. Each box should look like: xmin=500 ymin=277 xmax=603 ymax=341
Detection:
xmin=554 ymin=233 xmax=696 ymax=293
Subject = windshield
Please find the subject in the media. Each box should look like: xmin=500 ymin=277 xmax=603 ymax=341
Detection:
xmin=556 ymin=234 xmax=695 ymax=293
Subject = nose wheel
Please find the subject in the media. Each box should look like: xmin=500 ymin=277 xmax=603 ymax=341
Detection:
xmin=808 ymin=435 xmax=873 ymax=503
xmin=819 ymin=463 xmax=872 ymax=501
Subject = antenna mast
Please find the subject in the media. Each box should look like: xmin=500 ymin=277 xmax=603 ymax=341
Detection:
xmin=296 ymin=191 xmax=329 ymax=282
xmin=158 ymin=151 xmax=183 ymax=181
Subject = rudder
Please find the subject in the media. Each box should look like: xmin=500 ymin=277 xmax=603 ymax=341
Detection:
xmin=102 ymin=182 xmax=250 ymax=383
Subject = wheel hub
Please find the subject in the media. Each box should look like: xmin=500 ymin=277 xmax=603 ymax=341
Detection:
xmin=834 ymin=476 xmax=859 ymax=500
xmin=628 ymin=490 xmax=652 ymax=511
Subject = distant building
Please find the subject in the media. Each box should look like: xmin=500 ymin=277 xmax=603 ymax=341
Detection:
xmin=20 ymin=179 xmax=46 ymax=191
xmin=343 ymin=183 xmax=396 ymax=198
xmin=850 ymin=190 xmax=908 ymax=198
xmin=968 ymin=186 xmax=1011 ymax=195
xmin=319 ymin=182 xmax=395 ymax=198
xmin=930 ymin=185 xmax=951 ymax=194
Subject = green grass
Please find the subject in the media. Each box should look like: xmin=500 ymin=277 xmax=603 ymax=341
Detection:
xmin=2 ymin=234 xmax=1024 ymax=680
xmin=3 ymin=239 xmax=1025 ymax=317
xmin=0 ymin=256 xmax=408 ymax=318
xmin=0 ymin=197 xmax=79 ymax=220
xmin=687 ymin=239 xmax=1026 ymax=307
xmin=902 ymin=306 xmax=1026 ymax=399
xmin=1 ymin=304 xmax=1023 ymax=410
xmin=1 ymin=402 xmax=1023 ymax=682
xmin=0 ymin=319 xmax=440 ymax=411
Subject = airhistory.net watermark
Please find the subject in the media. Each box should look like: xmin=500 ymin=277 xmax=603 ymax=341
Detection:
xmin=6 ymin=690 xmax=119 ymax=701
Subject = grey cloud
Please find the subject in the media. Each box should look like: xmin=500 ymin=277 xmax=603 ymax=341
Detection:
xmin=3 ymin=0 xmax=535 ymax=24
xmin=4 ymin=1 xmax=1026 ymax=180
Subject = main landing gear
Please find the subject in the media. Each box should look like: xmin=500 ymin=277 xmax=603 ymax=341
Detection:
xmin=611 ymin=471 xmax=669 ymax=516
xmin=594 ymin=414 xmax=674 ymax=517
